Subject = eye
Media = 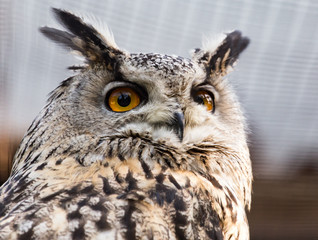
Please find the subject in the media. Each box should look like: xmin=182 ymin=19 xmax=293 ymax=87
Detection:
xmin=193 ymin=90 xmax=215 ymax=112
xmin=106 ymin=87 xmax=141 ymax=112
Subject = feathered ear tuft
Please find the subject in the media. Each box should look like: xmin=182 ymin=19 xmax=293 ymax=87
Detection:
xmin=40 ymin=8 xmax=125 ymax=70
xmin=192 ymin=30 xmax=249 ymax=77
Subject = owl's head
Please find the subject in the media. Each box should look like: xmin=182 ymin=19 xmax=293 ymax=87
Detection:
xmin=40 ymin=7 xmax=249 ymax=146
xmin=14 ymin=9 xmax=252 ymax=209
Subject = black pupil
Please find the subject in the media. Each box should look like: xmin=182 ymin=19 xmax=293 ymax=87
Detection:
xmin=194 ymin=95 xmax=204 ymax=105
xmin=118 ymin=93 xmax=131 ymax=107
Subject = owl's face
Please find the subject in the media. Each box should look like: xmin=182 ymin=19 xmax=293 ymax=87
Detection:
xmin=57 ymin=51 xmax=247 ymax=156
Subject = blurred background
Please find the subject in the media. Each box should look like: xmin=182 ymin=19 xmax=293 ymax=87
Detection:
xmin=0 ymin=0 xmax=317 ymax=239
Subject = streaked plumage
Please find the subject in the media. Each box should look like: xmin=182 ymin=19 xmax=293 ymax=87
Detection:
xmin=0 ymin=8 xmax=252 ymax=240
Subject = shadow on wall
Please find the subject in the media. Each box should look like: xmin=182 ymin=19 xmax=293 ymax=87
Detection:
xmin=0 ymin=135 xmax=19 ymax=184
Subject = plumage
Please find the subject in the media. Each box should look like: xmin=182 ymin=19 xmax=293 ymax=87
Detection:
xmin=0 ymin=8 xmax=252 ymax=240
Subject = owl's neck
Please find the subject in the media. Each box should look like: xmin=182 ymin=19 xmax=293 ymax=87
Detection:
xmin=11 ymin=127 xmax=250 ymax=208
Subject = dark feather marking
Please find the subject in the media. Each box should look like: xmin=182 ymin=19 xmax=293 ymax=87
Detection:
xmin=53 ymin=91 xmax=64 ymax=100
xmin=35 ymin=162 xmax=47 ymax=171
xmin=117 ymin=191 xmax=146 ymax=201
xmin=17 ymin=140 xmax=29 ymax=159
xmin=155 ymin=172 xmax=165 ymax=184
xmin=30 ymin=153 xmax=41 ymax=165
xmin=137 ymin=146 xmax=144 ymax=160
xmin=161 ymin=166 xmax=168 ymax=172
xmin=147 ymin=229 xmax=155 ymax=240
xmin=75 ymin=156 xmax=83 ymax=165
xmin=59 ymin=197 xmax=74 ymax=208
xmin=197 ymin=201 xmax=224 ymax=239
xmin=161 ymin=149 xmax=179 ymax=164
xmin=118 ymin=152 xmax=125 ymax=161
xmin=115 ymin=173 xmax=124 ymax=184
xmin=205 ymin=228 xmax=224 ymax=240
xmin=231 ymin=211 xmax=237 ymax=223
xmin=46 ymin=146 xmax=59 ymax=159
xmin=38 ymin=127 xmax=48 ymax=138
xmin=162 ymin=156 xmax=173 ymax=168
xmin=100 ymin=176 xmax=115 ymax=195
xmin=140 ymin=159 xmax=154 ymax=179
xmin=175 ymin=211 xmax=188 ymax=226
xmin=25 ymin=210 xmax=36 ymax=220
xmin=126 ymin=171 xmax=138 ymax=191
xmin=20 ymin=136 xmax=42 ymax=161
xmin=55 ymin=158 xmax=64 ymax=165
xmin=24 ymin=151 xmax=34 ymax=164
xmin=12 ymin=223 xmax=18 ymax=231
xmin=90 ymin=199 xmax=106 ymax=212
xmin=72 ymin=225 xmax=85 ymax=240
xmin=121 ymin=201 xmax=137 ymax=240
xmin=107 ymin=144 xmax=113 ymax=158
xmin=226 ymin=196 xmax=233 ymax=211
xmin=41 ymin=189 xmax=65 ymax=202
xmin=10 ymin=192 xmax=24 ymax=204
xmin=174 ymin=222 xmax=187 ymax=240
xmin=154 ymin=183 xmax=177 ymax=205
xmin=12 ymin=173 xmax=30 ymax=195
xmin=62 ymin=145 xmax=72 ymax=154
xmin=66 ymin=185 xmax=81 ymax=196
xmin=168 ymin=175 xmax=182 ymax=190
xmin=26 ymin=118 xmax=41 ymax=135
xmin=95 ymin=214 xmax=111 ymax=231
xmin=96 ymin=138 xmax=105 ymax=146
xmin=67 ymin=210 xmax=82 ymax=220
xmin=60 ymin=76 xmax=73 ymax=87
xmin=17 ymin=228 xmax=34 ymax=240
xmin=226 ymin=188 xmax=238 ymax=205
xmin=77 ymin=199 xmax=89 ymax=208
xmin=185 ymin=176 xmax=191 ymax=188
xmin=174 ymin=196 xmax=188 ymax=240
xmin=79 ymin=185 xmax=95 ymax=194
xmin=208 ymin=176 xmax=223 ymax=190
xmin=149 ymin=190 xmax=164 ymax=206
xmin=68 ymin=65 xmax=85 ymax=71
xmin=205 ymin=208 xmax=224 ymax=240
xmin=174 ymin=194 xmax=187 ymax=211
xmin=24 ymin=128 xmax=40 ymax=154
xmin=39 ymin=27 xmax=80 ymax=52
xmin=0 ymin=202 xmax=5 ymax=217
xmin=27 ymin=136 xmax=38 ymax=150
xmin=79 ymin=152 xmax=89 ymax=163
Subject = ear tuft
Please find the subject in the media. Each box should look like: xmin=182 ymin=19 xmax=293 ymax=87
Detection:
xmin=40 ymin=8 xmax=125 ymax=70
xmin=192 ymin=30 xmax=249 ymax=77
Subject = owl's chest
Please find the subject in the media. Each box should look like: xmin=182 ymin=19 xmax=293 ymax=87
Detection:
xmin=1 ymin=154 xmax=240 ymax=240
xmin=51 ymin=157 xmax=225 ymax=239
xmin=43 ymin=162 xmax=225 ymax=240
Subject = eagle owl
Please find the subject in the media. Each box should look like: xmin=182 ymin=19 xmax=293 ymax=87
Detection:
xmin=0 ymin=8 xmax=252 ymax=240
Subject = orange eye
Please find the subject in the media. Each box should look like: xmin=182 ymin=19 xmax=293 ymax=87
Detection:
xmin=107 ymin=87 xmax=141 ymax=112
xmin=193 ymin=90 xmax=214 ymax=112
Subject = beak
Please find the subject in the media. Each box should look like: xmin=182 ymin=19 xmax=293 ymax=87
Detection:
xmin=171 ymin=112 xmax=185 ymax=142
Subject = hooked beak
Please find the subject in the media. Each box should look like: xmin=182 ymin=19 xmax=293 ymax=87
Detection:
xmin=171 ymin=112 xmax=185 ymax=142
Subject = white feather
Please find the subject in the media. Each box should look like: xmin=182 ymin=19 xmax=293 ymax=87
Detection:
xmin=82 ymin=14 xmax=119 ymax=50
xmin=202 ymin=32 xmax=227 ymax=54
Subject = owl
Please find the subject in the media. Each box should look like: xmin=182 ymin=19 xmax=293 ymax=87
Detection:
xmin=0 ymin=8 xmax=252 ymax=240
